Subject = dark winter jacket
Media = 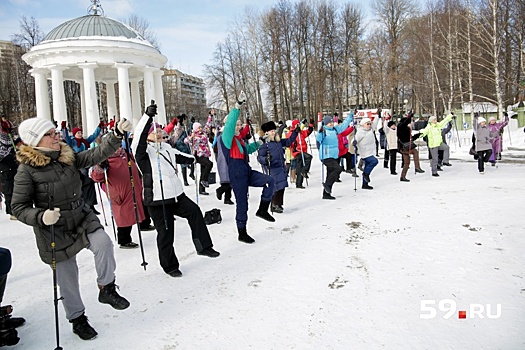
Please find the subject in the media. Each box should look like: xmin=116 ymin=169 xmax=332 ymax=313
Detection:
xmin=257 ymin=131 xmax=298 ymax=192
xmin=12 ymin=133 xmax=122 ymax=264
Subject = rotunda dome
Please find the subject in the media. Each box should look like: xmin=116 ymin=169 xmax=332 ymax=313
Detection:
xmin=43 ymin=14 xmax=145 ymax=42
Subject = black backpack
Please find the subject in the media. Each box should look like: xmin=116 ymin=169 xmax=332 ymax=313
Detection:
xmin=203 ymin=208 xmax=222 ymax=225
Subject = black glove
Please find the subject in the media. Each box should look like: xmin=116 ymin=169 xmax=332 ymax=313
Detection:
xmin=295 ymin=124 xmax=301 ymax=133
xmin=146 ymin=104 xmax=157 ymax=117
xmin=452 ymin=115 xmax=457 ymax=120
xmin=309 ymin=118 xmax=314 ymax=125
xmin=191 ymin=117 xmax=195 ymax=123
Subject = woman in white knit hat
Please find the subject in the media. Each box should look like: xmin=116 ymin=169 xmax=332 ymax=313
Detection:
xmin=473 ymin=114 xmax=492 ymax=174
xmin=11 ymin=117 xmax=132 ymax=340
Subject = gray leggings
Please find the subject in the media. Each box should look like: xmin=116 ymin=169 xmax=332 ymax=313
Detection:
xmin=56 ymin=228 xmax=116 ymax=320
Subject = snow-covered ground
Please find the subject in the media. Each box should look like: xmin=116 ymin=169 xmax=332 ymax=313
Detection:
xmin=2 ymin=127 xmax=524 ymax=349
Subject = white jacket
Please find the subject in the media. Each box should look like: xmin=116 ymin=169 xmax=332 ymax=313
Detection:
xmin=132 ymin=114 xmax=194 ymax=203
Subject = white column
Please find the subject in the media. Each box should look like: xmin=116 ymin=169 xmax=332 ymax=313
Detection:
xmin=79 ymin=82 xmax=87 ymax=131
xmin=115 ymin=63 xmax=133 ymax=125
xmin=79 ymin=63 xmax=99 ymax=135
xmin=49 ymin=65 xmax=68 ymax=124
xmin=143 ymin=66 xmax=156 ymax=108
xmin=130 ymin=79 xmax=142 ymax=128
xmin=105 ymin=81 xmax=117 ymax=123
xmin=153 ymin=70 xmax=166 ymax=125
xmin=30 ymin=68 xmax=51 ymax=120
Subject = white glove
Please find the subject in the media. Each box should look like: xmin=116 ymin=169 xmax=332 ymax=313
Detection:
xmin=235 ymin=91 xmax=247 ymax=109
xmin=116 ymin=118 xmax=132 ymax=137
xmin=42 ymin=208 xmax=60 ymax=226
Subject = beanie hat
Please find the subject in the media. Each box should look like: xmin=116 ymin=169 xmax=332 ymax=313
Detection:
xmin=428 ymin=116 xmax=437 ymax=123
xmin=322 ymin=116 xmax=333 ymax=125
xmin=192 ymin=122 xmax=202 ymax=132
xmin=478 ymin=117 xmax=486 ymax=124
xmin=18 ymin=117 xmax=56 ymax=147
xmin=291 ymin=120 xmax=300 ymax=128
xmin=286 ymin=120 xmax=292 ymax=128
xmin=72 ymin=127 xmax=82 ymax=136
xmin=489 ymin=117 xmax=496 ymax=122
xmin=387 ymin=120 xmax=395 ymax=128
xmin=261 ymin=121 xmax=277 ymax=133
xmin=148 ymin=122 xmax=162 ymax=134
xmin=360 ymin=117 xmax=371 ymax=126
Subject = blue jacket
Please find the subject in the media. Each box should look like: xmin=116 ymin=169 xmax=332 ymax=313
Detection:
xmin=257 ymin=132 xmax=298 ymax=192
xmin=315 ymin=114 xmax=353 ymax=160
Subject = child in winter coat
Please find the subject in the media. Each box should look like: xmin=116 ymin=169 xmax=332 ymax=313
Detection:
xmin=219 ymin=92 xmax=275 ymax=244
xmin=257 ymin=121 xmax=298 ymax=213
xmin=355 ymin=116 xmax=380 ymax=189
xmin=132 ymin=104 xmax=220 ymax=278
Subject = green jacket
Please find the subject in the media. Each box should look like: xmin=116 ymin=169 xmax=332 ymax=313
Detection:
xmin=12 ymin=133 xmax=122 ymax=264
xmin=419 ymin=114 xmax=453 ymax=148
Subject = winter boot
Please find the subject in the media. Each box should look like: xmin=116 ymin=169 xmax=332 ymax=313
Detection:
xmin=182 ymin=167 xmax=190 ymax=186
xmin=98 ymin=281 xmax=130 ymax=310
xmin=199 ymin=186 xmax=209 ymax=195
xmin=0 ymin=328 xmax=19 ymax=346
xmin=271 ymin=204 xmax=283 ymax=213
xmin=323 ymin=190 xmax=335 ymax=200
xmin=358 ymin=159 xmax=364 ymax=171
xmin=238 ymin=227 xmax=255 ymax=244
xmin=0 ymin=315 xmax=25 ymax=330
xmin=255 ymin=200 xmax=275 ymax=222
xmin=216 ymin=187 xmax=224 ymax=200
xmin=363 ymin=173 xmax=371 ymax=183
xmin=70 ymin=313 xmax=97 ymax=340
xmin=362 ymin=183 xmax=374 ymax=190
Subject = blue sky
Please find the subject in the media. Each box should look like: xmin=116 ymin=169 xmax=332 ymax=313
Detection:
xmin=0 ymin=0 xmax=374 ymax=77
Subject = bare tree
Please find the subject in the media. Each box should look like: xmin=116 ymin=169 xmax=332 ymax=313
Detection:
xmin=124 ymin=14 xmax=161 ymax=51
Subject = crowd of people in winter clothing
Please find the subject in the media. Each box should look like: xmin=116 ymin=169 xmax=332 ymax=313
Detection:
xmin=0 ymin=95 xmax=516 ymax=345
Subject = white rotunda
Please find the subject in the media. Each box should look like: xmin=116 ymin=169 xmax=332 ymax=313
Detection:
xmin=23 ymin=2 xmax=168 ymax=134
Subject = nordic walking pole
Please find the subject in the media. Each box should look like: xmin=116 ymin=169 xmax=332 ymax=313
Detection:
xmin=353 ymin=128 xmax=358 ymax=192
xmin=48 ymin=184 xmax=63 ymax=350
xmin=96 ymin=183 xmax=108 ymax=226
xmin=151 ymin=101 xmax=169 ymax=232
xmin=264 ymin=135 xmax=274 ymax=214
xmin=103 ymin=169 xmax=117 ymax=240
xmin=124 ymin=132 xmax=148 ymax=270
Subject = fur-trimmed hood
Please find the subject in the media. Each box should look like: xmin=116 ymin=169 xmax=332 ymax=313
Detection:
xmin=17 ymin=142 xmax=75 ymax=168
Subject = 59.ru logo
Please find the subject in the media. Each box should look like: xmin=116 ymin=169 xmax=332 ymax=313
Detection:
xmin=420 ymin=299 xmax=501 ymax=319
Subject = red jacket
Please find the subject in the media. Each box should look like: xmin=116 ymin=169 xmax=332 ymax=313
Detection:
xmin=91 ymin=148 xmax=145 ymax=227
xmin=287 ymin=125 xmax=313 ymax=158
xmin=337 ymin=125 xmax=354 ymax=157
